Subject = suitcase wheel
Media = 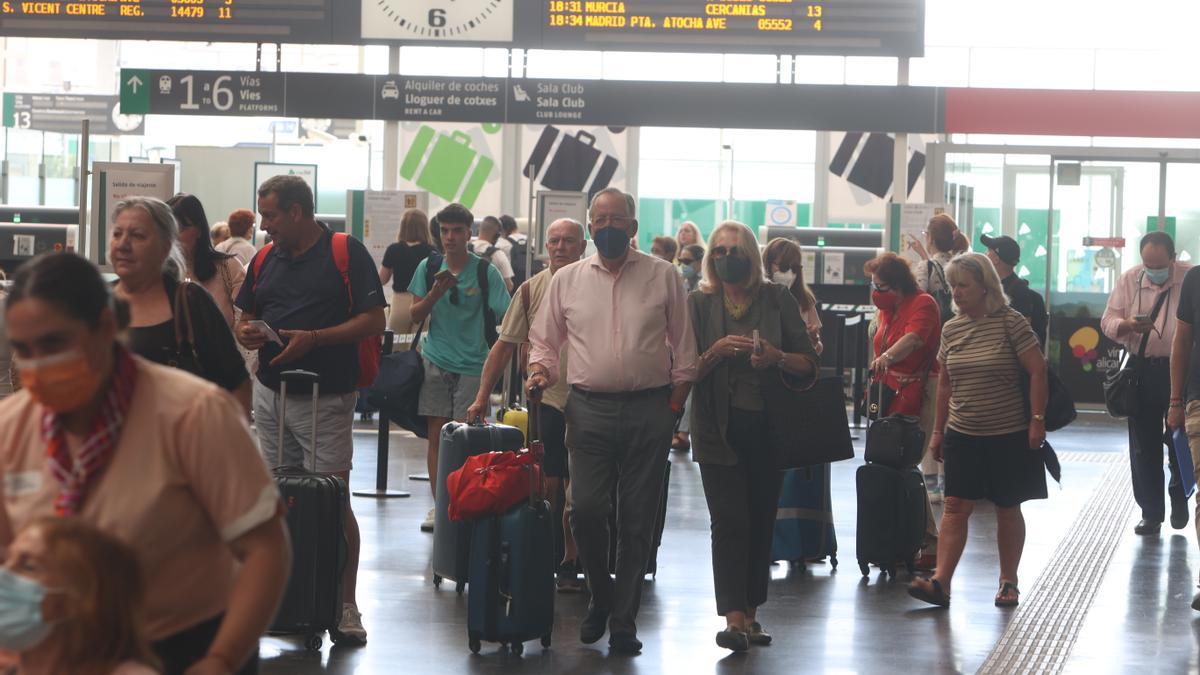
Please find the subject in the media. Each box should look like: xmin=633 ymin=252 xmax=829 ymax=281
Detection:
xmin=858 ymin=561 xmax=869 ymax=577
xmin=830 ymin=554 xmax=839 ymax=570
xmin=433 ymin=574 xmax=443 ymax=589
xmin=883 ymin=565 xmax=897 ymax=578
xmin=510 ymin=641 xmax=524 ymax=656
xmin=304 ymin=633 xmax=323 ymax=651
xmin=541 ymin=634 xmax=552 ymax=649
xmin=469 ymin=637 xmax=481 ymax=654
xmin=456 ymin=581 xmax=465 ymax=595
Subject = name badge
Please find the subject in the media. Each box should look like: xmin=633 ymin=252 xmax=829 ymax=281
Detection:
xmin=4 ymin=471 xmax=42 ymax=498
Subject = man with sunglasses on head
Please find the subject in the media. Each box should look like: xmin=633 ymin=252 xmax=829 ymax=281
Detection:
xmin=409 ymin=203 xmax=511 ymax=532
xmin=527 ymin=187 xmax=698 ymax=655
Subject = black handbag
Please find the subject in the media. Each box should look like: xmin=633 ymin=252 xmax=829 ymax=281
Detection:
xmin=1103 ymin=287 xmax=1169 ymax=419
xmin=1007 ymin=320 xmax=1077 ymax=432
xmin=863 ymin=379 xmax=926 ymax=469
xmin=367 ymin=321 xmax=428 ymax=439
xmin=766 ymin=374 xmax=854 ymax=470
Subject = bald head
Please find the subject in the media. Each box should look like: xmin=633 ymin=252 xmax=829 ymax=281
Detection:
xmin=546 ymin=218 xmax=586 ymax=272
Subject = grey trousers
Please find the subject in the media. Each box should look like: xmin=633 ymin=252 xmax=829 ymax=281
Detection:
xmin=565 ymin=387 xmax=674 ymax=636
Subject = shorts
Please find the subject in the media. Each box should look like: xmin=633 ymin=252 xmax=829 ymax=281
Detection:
xmin=541 ymin=403 xmax=569 ymax=480
xmin=418 ymin=357 xmax=480 ymax=421
xmin=942 ymin=428 xmax=1047 ymax=508
xmin=253 ymin=380 xmax=356 ymax=474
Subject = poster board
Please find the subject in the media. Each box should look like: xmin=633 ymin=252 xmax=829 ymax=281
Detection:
xmin=89 ymin=162 xmax=176 ymax=267
xmin=345 ymin=189 xmax=430 ymax=267
xmin=536 ymin=190 xmax=588 ymax=259
xmin=893 ymin=202 xmax=948 ymax=263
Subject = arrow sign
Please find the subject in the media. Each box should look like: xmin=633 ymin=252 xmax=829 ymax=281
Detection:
xmin=119 ymin=69 xmax=151 ymax=115
xmin=126 ymin=75 xmax=143 ymax=93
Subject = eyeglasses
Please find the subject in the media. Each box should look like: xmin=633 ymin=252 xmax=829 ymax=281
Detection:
xmin=870 ymin=281 xmax=892 ymax=292
xmin=709 ymin=246 xmax=742 ymax=258
xmin=678 ymin=258 xmax=695 ymax=265
xmin=591 ymin=215 xmax=632 ymax=227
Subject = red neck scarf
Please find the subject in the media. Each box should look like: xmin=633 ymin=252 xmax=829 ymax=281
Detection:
xmin=43 ymin=346 xmax=139 ymax=516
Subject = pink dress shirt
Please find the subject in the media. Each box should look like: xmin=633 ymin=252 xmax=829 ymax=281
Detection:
xmin=530 ymin=249 xmax=698 ymax=392
xmin=1101 ymin=261 xmax=1191 ymax=357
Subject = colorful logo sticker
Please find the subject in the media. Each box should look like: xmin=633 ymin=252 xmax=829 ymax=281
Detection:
xmin=1068 ymin=326 xmax=1100 ymax=372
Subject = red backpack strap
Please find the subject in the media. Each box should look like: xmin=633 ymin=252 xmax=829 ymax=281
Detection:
xmin=331 ymin=232 xmax=353 ymax=306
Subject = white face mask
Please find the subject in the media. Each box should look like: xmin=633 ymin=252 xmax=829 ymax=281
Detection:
xmin=772 ymin=270 xmax=798 ymax=287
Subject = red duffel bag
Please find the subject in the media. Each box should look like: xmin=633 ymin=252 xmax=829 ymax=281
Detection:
xmin=447 ymin=443 xmax=544 ymax=522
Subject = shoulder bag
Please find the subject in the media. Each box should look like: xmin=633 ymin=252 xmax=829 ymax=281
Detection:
xmin=1103 ymin=287 xmax=1169 ymax=419
xmin=170 ymin=281 xmax=205 ymax=378
xmin=862 ymin=378 xmax=925 ymax=469
xmin=1006 ymin=313 xmax=1076 ymax=431
xmin=367 ymin=321 xmax=429 ymax=439
xmin=766 ymin=371 xmax=854 ymax=470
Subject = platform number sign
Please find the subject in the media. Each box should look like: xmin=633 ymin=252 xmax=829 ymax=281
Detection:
xmin=361 ymin=0 xmax=515 ymax=42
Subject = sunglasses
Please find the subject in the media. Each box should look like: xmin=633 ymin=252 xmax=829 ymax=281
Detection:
xmin=870 ymin=281 xmax=892 ymax=292
xmin=448 ymin=287 xmax=460 ymax=305
xmin=709 ymin=246 xmax=742 ymax=258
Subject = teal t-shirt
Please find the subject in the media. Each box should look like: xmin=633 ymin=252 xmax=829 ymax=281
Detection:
xmin=409 ymin=253 xmax=511 ymax=376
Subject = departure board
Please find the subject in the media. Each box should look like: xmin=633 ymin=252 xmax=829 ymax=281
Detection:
xmin=0 ymin=0 xmax=338 ymax=43
xmin=538 ymin=0 xmax=925 ymax=56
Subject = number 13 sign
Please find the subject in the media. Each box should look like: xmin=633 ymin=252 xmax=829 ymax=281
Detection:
xmin=361 ymin=0 xmax=514 ymax=42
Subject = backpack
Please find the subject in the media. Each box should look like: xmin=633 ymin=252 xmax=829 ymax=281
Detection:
xmin=423 ymin=252 xmax=499 ymax=347
xmin=926 ymin=259 xmax=954 ymax=324
xmin=505 ymin=235 xmax=544 ymax=288
xmin=250 ymin=232 xmax=382 ymax=388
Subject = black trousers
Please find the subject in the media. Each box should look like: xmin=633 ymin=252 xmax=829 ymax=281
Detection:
xmin=698 ymin=408 xmax=784 ymax=616
xmin=1128 ymin=358 xmax=1184 ymax=523
xmin=152 ymin=613 xmax=259 ymax=675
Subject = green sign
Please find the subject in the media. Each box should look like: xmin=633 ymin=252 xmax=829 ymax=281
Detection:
xmin=120 ymin=69 xmax=151 ymax=115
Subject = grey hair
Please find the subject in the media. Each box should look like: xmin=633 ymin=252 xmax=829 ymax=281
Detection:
xmin=547 ymin=217 xmax=585 ymax=241
xmin=589 ymin=187 xmax=636 ymax=219
xmin=111 ymin=196 xmax=187 ymax=282
xmin=945 ymin=252 xmax=1009 ymax=315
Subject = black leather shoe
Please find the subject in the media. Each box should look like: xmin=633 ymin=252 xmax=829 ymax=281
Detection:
xmin=1172 ymin=502 xmax=1189 ymax=530
xmin=1134 ymin=519 xmax=1162 ymax=535
xmin=609 ymin=632 xmax=643 ymax=654
xmin=580 ymin=606 xmax=609 ymax=644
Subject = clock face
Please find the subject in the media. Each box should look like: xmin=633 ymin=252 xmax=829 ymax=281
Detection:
xmin=361 ymin=0 xmax=514 ymax=42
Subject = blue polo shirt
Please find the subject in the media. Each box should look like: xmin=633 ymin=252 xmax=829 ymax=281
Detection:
xmin=409 ymin=253 xmax=511 ymax=377
xmin=235 ymin=224 xmax=385 ymax=394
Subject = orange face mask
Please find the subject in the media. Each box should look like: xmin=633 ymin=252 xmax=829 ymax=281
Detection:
xmin=15 ymin=350 xmax=102 ymax=414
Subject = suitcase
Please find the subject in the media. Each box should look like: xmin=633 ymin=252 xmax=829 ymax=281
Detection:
xmin=608 ymin=460 xmax=670 ymax=579
xmin=772 ymin=464 xmax=838 ymax=570
xmin=269 ymin=370 xmax=349 ymax=652
xmin=466 ymin=404 xmax=555 ymax=655
xmin=855 ymin=463 xmax=926 ymax=579
xmin=432 ymin=421 xmax=525 ymax=591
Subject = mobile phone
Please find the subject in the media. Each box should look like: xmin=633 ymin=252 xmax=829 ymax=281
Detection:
xmin=752 ymin=329 xmax=763 ymax=355
xmin=247 ymin=320 xmax=284 ymax=346
xmin=434 ymin=269 xmax=455 ymax=282
xmin=1134 ymin=314 xmax=1150 ymax=322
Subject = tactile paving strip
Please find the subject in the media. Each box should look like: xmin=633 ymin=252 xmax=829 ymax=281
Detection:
xmin=978 ymin=453 xmax=1133 ymax=674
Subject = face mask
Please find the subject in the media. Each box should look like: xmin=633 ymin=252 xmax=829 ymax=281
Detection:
xmin=1145 ymin=267 xmax=1170 ymax=285
xmin=15 ymin=350 xmax=102 ymax=414
xmin=593 ymin=227 xmax=631 ymax=259
xmin=0 ymin=569 xmax=57 ymax=652
xmin=680 ymin=264 xmax=700 ymax=281
xmin=871 ymin=289 xmax=898 ymax=311
xmin=772 ymin=270 xmax=798 ymax=287
xmin=714 ymin=255 xmax=752 ymax=284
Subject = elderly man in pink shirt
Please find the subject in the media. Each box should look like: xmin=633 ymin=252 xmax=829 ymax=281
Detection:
xmin=528 ymin=187 xmax=698 ymax=655
xmin=1101 ymin=231 xmax=1190 ymax=536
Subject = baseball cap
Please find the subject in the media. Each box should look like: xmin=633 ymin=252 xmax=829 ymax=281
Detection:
xmin=981 ymin=234 xmax=1021 ymax=266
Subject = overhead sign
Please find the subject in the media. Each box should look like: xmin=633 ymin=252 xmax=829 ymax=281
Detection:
xmin=1 ymin=0 xmax=924 ymax=57
xmin=120 ymin=69 xmax=941 ymax=134
xmin=2 ymin=92 xmax=143 ymax=135
xmin=1083 ymin=236 xmax=1126 ymax=248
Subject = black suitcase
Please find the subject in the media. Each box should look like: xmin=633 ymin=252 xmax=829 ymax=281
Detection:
xmin=855 ymin=463 xmax=926 ymax=578
xmin=269 ymin=370 xmax=349 ymax=652
xmin=466 ymin=404 xmax=555 ymax=655
xmin=608 ymin=460 xmax=670 ymax=579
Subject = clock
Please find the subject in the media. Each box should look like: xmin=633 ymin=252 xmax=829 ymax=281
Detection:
xmin=361 ymin=0 xmax=514 ymax=42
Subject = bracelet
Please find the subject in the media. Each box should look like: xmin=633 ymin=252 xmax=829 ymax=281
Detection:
xmin=931 ymin=430 xmax=944 ymax=437
xmin=1171 ymin=397 xmax=1184 ymax=403
xmin=1170 ymin=402 xmax=1185 ymax=409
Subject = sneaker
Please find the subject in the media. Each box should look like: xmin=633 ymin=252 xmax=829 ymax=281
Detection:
xmin=715 ymin=628 xmax=749 ymax=652
xmin=334 ymin=603 xmax=367 ymax=646
xmin=747 ymin=622 xmax=772 ymax=646
xmin=420 ymin=507 xmax=435 ymax=532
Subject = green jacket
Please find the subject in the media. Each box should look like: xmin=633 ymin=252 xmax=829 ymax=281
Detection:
xmin=687 ymin=282 xmax=819 ymax=466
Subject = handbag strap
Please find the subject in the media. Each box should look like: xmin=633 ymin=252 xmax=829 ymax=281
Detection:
xmin=1135 ymin=286 xmax=1171 ymax=358
xmin=173 ymin=281 xmax=199 ymax=358
xmin=409 ymin=318 xmax=427 ymax=352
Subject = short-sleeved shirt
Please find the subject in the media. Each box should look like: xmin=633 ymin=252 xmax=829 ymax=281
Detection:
xmin=874 ymin=292 xmax=941 ymax=416
xmin=472 ymin=239 xmax=514 ymax=281
xmin=409 ymin=253 xmax=511 ymax=377
xmin=235 ymin=224 xmax=386 ymax=394
xmin=126 ymin=277 xmax=249 ymax=393
xmin=498 ymin=269 xmax=568 ymax=411
xmin=1176 ymin=266 xmax=1200 ymax=403
xmin=938 ymin=306 xmax=1040 ymax=436
xmin=0 ymin=359 xmax=279 ymax=640
xmin=381 ymin=241 xmax=435 ymax=293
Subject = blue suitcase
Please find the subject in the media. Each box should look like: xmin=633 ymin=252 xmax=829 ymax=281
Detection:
xmin=772 ymin=464 xmax=838 ymax=570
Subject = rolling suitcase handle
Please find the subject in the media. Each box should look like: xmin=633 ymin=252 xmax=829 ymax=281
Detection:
xmin=526 ymin=388 xmax=546 ymax=508
xmin=278 ymin=369 xmax=322 ymax=472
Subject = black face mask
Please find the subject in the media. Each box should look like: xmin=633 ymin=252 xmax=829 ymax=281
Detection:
xmin=714 ymin=255 xmax=752 ymax=284
xmin=593 ymin=226 xmax=631 ymax=259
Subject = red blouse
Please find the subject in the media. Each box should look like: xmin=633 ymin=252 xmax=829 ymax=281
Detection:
xmin=873 ymin=291 xmax=941 ymax=416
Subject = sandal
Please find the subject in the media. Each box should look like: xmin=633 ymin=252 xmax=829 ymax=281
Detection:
xmin=907 ymin=577 xmax=951 ymax=608
xmin=994 ymin=581 xmax=1020 ymax=607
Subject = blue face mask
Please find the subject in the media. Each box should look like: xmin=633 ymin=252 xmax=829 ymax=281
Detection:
xmin=0 ymin=569 xmax=56 ymax=651
xmin=593 ymin=226 xmax=631 ymax=259
xmin=1145 ymin=267 xmax=1170 ymax=285
xmin=680 ymin=264 xmax=700 ymax=280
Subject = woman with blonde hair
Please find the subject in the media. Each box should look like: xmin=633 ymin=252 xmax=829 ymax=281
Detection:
xmin=676 ymin=221 xmax=704 ymax=250
xmin=0 ymin=516 xmax=158 ymax=674
xmin=689 ymin=221 xmax=819 ymax=651
xmin=380 ymin=209 xmax=436 ymax=336
xmin=763 ymin=237 xmax=823 ymax=354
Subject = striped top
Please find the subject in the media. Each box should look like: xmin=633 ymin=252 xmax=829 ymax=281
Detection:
xmin=938 ymin=306 xmax=1040 ymax=436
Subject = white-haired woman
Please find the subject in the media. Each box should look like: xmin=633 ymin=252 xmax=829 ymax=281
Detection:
xmin=110 ymin=196 xmax=251 ymax=414
xmin=689 ymin=221 xmax=819 ymax=652
xmin=908 ymin=252 xmax=1048 ymax=610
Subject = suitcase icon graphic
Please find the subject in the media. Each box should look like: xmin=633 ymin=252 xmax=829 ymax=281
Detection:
xmin=524 ymin=126 xmax=620 ymax=199
xmin=401 ymin=126 xmax=494 ymax=208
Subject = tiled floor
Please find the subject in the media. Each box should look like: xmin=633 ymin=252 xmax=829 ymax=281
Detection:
xmin=259 ymin=411 xmax=1198 ymax=674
